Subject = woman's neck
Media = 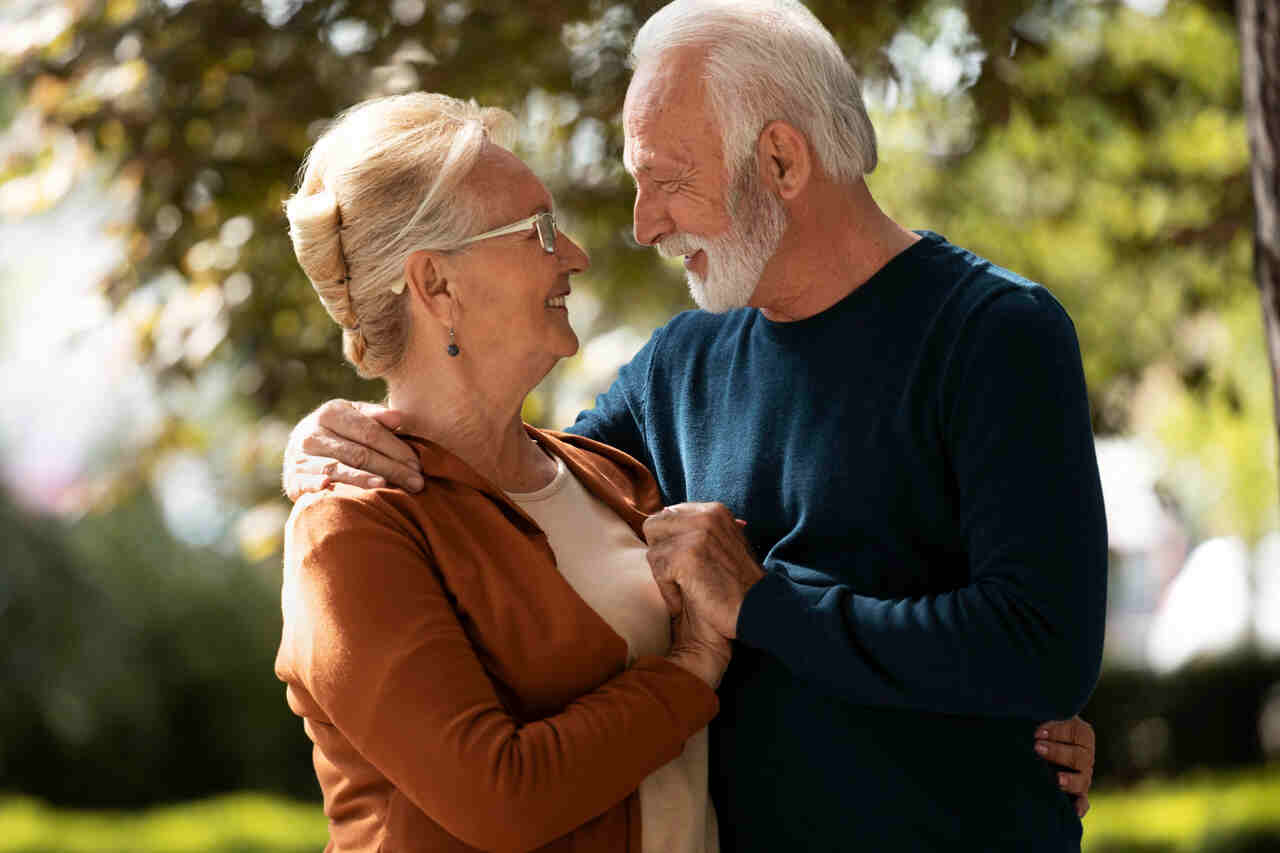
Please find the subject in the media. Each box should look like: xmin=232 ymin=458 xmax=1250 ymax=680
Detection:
xmin=386 ymin=364 xmax=556 ymax=493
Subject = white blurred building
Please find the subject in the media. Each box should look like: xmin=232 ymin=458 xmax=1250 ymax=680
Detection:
xmin=1098 ymin=437 xmax=1280 ymax=672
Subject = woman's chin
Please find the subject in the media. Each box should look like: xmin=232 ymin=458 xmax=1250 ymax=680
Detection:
xmin=557 ymin=328 xmax=580 ymax=358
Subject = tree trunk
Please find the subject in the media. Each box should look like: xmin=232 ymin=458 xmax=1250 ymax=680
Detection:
xmin=1238 ymin=0 xmax=1280 ymax=494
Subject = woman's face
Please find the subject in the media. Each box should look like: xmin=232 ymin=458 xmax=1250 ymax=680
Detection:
xmin=444 ymin=144 xmax=590 ymax=373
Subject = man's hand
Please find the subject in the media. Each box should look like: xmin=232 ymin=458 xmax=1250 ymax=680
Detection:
xmin=643 ymin=502 xmax=765 ymax=641
xmin=1035 ymin=716 xmax=1096 ymax=817
xmin=282 ymin=400 xmax=424 ymax=501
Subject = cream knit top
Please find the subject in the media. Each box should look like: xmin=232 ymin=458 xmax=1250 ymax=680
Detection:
xmin=508 ymin=454 xmax=718 ymax=853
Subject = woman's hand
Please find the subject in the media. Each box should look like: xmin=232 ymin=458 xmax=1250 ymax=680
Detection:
xmin=1035 ymin=716 xmax=1096 ymax=817
xmin=282 ymin=400 xmax=424 ymax=500
xmin=665 ymin=583 xmax=733 ymax=690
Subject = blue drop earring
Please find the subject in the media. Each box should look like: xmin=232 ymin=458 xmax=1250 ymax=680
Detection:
xmin=446 ymin=327 xmax=460 ymax=357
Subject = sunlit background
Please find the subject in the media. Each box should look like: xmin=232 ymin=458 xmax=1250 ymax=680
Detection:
xmin=2 ymin=0 xmax=1278 ymax=850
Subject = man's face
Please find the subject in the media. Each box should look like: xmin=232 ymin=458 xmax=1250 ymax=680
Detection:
xmin=623 ymin=53 xmax=788 ymax=312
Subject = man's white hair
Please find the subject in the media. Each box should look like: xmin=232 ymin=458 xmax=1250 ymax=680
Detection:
xmin=630 ymin=0 xmax=877 ymax=184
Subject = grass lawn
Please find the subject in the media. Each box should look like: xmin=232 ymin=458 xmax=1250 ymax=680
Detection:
xmin=1 ymin=765 xmax=1278 ymax=852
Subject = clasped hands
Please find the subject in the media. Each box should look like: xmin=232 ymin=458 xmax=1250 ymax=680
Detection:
xmin=640 ymin=501 xmax=1095 ymax=816
xmin=642 ymin=502 xmax=765 ymax=689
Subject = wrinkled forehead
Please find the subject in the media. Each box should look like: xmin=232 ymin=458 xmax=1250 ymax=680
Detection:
xmin=622 ymin=53 xmax=722 ymax=176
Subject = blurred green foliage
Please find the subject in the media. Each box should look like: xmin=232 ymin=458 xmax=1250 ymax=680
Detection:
xmin=1 ymin=766 xmax=1278 ymax=852
xmin=0 ymin=0 xmax=1271 ymax=549
xmin=0 ymin=793 xmax=327 ymax=853
xmin=1085 ymin=765 xmax=1280 ymax=852
xmin=1 ymin=0 xmax=1276 ymax=822
xmin=0 ymin=488 xmax=316 ymax=806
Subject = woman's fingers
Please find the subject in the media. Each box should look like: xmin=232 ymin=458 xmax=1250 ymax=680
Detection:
xmin=1055 ymin=769 xmax=1091 ymax=796
xmin=1034 ymin=739 xmax=1092 ymax=772
xmin=1034 ymin=717 xmax=1095 ymax=801
xmin=1038 ymin=717 xmax=1095 ymax=751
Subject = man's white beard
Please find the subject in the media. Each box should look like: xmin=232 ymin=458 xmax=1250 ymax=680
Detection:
xmin=657 ymin=161 xmax=789 ymax=313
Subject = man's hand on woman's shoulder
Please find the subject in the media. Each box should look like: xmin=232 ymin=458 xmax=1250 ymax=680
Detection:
xmin=282 ymin=399 xmax=424 ymax=500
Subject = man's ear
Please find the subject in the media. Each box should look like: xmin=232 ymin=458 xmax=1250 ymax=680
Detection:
xmin=756 ymin=120 xmax=812 ymax=200
xmin=404 ymin=250 xmax=457 ymax=327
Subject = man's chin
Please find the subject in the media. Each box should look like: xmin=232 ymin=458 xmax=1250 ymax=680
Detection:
xmin=687 ymin=273 xmax=755 ymax=314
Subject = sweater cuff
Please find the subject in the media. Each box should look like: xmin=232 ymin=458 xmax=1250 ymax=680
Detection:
xmin=737 ymin=568 xmax=825 ymax=657
xmin=630 ymin=655 xmax=720 ymax=733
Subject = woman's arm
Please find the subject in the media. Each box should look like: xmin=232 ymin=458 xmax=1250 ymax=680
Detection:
xmin=279 ymin=492 xmax=719 ymax=852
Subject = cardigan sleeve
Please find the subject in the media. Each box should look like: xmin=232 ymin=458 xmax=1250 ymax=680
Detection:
xmin=281 ymin=491 xmax=718 ymax=853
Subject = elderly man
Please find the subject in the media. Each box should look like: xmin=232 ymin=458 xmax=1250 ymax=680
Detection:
xmin=283 ymin=0 xmax=1106 ymax=849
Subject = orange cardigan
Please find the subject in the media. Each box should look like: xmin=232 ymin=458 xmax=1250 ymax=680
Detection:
xmin=275 ymin=427 xmax=719 ymax=852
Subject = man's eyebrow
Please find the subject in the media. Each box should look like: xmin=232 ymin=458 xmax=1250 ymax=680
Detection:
xmin=623 ymin=156 xmax=689 ymax=181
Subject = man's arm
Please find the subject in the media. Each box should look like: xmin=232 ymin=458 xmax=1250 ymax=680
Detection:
xmin=281 ymin=328 xmax=665 ymax=500
xmin=649 ymin=291 xmax=1108 ymax=722
xmin=565 ymin=326 xmax=663 ymax=468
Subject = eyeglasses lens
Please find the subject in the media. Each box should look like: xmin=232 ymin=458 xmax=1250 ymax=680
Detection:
xmin=536 ymin=214 xmax=556 ymax=254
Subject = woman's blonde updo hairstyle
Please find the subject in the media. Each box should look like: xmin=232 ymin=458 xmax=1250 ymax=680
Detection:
xmin=285 ymin=93 xmax=516 ymax=377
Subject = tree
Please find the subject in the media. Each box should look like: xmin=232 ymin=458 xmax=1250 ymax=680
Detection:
xmin=1 ymin=0 xmax=1271 ymax=545
xmin=1238 ymin=0 xmax=1279 ymax=502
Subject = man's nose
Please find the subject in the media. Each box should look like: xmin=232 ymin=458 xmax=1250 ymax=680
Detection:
xmin=632 ymin=184 xmax=671 ymax=247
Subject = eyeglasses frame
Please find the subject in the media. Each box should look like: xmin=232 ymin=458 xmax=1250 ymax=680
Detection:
xmin=456 ymin=211 xmax=557 ymax=254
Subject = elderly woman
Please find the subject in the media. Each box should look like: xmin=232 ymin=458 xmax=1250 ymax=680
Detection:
xmin=277 ymin=92 xmax=1096 ymax=853
xmin=278 ymin=93 xmax=725 ymax=853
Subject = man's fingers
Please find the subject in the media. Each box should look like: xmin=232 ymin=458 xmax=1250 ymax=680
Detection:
xmin=315 ymin=400 xmax=422 ymax=473
xmin=298 ymin=431 xmax=423 ymax=491
xmin=351 ymin=402 xmax=423 ymax=470
xmin=1035 ymin=739 xmax=1091 ymax=772
xmin=1076 ymin=793 xmax=1090 ymax=818
xmin=285 ymin=472 xmax=331 ymax=501
xmin=646 ymin=534 xmax=686 ymax=581
xmin=351 ymin=400 xmax=401 ymax=428
xmin=294 ymin=458 xmax=388 ymax=491
xmin=644 ymin=502 xmax=738 ymax=543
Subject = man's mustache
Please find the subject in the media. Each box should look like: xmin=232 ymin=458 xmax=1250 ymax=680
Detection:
xmin=657 ymin=233 xmax=705 ymax=258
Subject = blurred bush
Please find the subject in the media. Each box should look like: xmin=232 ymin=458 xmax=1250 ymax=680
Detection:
xmin=0 ymin=487 xmax=316 ymax=806
xmin=0 ymin=766 xmax=1277 ymax=852
xmin=4 ymin=470 xmax=1280 ymax=808
xmin=1082 ymin=655 xmax=1280 ymax=783
xmin=1084 ymin=765 xmax=1280 ymax=852
xmin=0 ymin=793 xmax=326 ymax=853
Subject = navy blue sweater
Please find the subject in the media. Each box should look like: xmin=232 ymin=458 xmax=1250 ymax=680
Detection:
xmin=569 ymin=232 xmax=1107 ymax=851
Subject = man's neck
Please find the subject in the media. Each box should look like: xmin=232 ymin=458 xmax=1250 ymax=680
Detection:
xmin=752 ymin=180 xmax=920 ymax=323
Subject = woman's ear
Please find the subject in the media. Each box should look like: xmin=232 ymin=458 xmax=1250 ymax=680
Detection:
xmin=756 ymin=120 xmax=812 ymax=200
xmin=404 ymin=250 xmax=457 ymax=328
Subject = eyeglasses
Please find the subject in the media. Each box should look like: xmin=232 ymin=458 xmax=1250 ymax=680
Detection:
xmin=457 ymin=211 xmax=556 ymax=254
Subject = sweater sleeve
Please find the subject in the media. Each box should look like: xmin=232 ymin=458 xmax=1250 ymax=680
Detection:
xmin=565 ymin=327 xmax=662 ymax=468
xmin=736 ymin=289 xmax=1108 ymax=720
xmin=283 ymin=492 xmax=718 ymax=853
